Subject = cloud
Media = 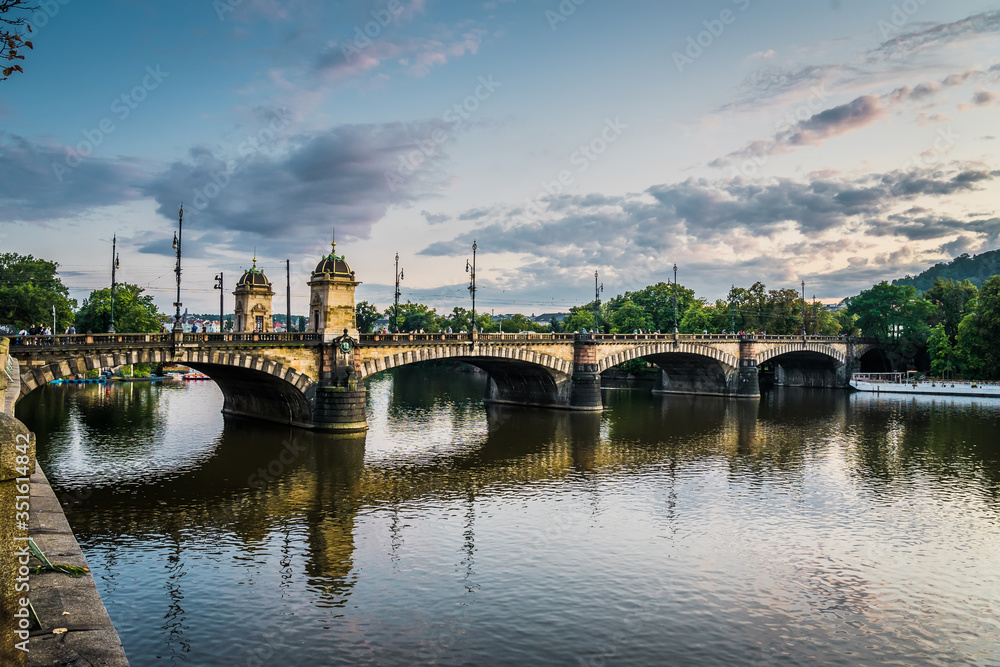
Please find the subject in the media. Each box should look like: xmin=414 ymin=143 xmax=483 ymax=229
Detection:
xmin=713 ymin=95 xmax=886 ymax=166
xmin=421 ymin=210 xmax=449 ymax=224
xmin=140 ymin=120 xmax=454 ymax=257
xmin=0 ymin=133 xmax=145 ymax=223
xmin=314 ymin=30 xmax=487 ymax=81
xmin=417 ymin=165 xmax=1000 ymax=297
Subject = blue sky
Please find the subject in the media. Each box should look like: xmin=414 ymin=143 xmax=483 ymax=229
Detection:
xmin=3 ymin=0 xmax=1000 ymax=316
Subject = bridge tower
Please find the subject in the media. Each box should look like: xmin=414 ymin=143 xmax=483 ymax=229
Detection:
xmin=233 ymin=257 xmax=274 ymax=333
xmin=308 ymin=238 xmax=367 ymax=433
xmin=307 ymin=238 xmax=360 ymax=340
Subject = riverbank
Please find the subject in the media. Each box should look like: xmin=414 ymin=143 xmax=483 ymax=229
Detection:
xmin=27 ymin=464 xmax=129 ymax=665
xmin=0 ymin=339 xmax=129 ymax=665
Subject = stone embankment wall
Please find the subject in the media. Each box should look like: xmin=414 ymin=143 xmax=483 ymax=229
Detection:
xmin=0 ymin=338 xmax=129 ymax=666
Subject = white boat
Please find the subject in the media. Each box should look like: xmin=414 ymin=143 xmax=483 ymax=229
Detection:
xmin=850 ymin=372 xmax=1000 ymax=398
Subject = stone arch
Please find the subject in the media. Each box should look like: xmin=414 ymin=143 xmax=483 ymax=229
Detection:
xmin=18 ymin=349 xmax=318 ymax=428
xmin=359 ymin=344 xmax=575 ymax=409
xmin=596 ymin=342 xmax=739 ymax=374
xmin=358 ymin=344 xmax=573 ymax=380
xmin=756 ymin=342 xmax=846 ymax=367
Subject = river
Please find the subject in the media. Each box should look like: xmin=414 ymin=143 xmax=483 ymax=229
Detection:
xmin=15 ymin=367 xmax=1000 ymax=666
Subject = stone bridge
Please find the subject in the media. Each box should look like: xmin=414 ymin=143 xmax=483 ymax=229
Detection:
xmin=7 ymin=332 xmax=877 ymax=433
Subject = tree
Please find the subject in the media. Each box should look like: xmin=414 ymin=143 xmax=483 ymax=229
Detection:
xmin=848 ymin=282 xmax=934 ymax=370
xmin=1 ymin=1 xmax=36 ymax=80
xmin=610 ymin=299 xmax=652 ymax=333
xmin=678 ymin=300 xmax=712 ymax=333
xmin=561 ymin=304 xmax=597 ymax=332
xmin=0 ymin=252 xmax=76 ymax=331
xmin=927 ymin=323 xmax=958 ymax=378
xmin=75 ymin=284 xmax=163 ymax=333
xmin=924 ymin=278 xmax=978 ymax=343
xmin=355 ymin=300 xmax=380 ymax=333
xmin=607 ymin=282 xmax=695 ymax=333
xmin=954 ymin=275 xmax=1000 ymax=379
xmin=384 ymin=301 xmax=440 ymax=332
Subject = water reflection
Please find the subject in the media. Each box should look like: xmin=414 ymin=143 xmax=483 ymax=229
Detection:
xmin=15 ymin=370 xmax=1000 ymax=666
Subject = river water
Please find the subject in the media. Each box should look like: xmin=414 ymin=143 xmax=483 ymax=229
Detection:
xmin=15 ymin=367 xmax=1000 ymax=666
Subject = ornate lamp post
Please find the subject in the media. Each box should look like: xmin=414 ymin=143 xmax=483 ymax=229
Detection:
xmin=466 ymin=241 xmax=477 ymax=336
xmin=594 ymin=271 xmax=603 ymax=332
xmin=172 ymin=205 xmax=184 ymax=333
xmin=214 ymin=272 xmax=224 ymax=332
xmin=801 ymin=280 xmax=806 ymax=337
xmin=729 ymin=284 xmax=735 ymax=334
xmin=672 ymin=263 xmax=679 ymax=333
xmin=108 ymin=235 xmax=120 ymax=333
xmin=394 ymin=252 xmax=404 ymax=333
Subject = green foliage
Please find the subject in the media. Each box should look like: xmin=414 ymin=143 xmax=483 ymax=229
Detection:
xmin=496 ymin=313 xmax=547 ymax=333
xmin=954 ymin=275 xmax=1000 ymax=379
xmin=0 ymin=253 xmax=77 ymax=331
xmin=923 ymin=278 xmax=978 ymax=342
xmin=75 ymin=283 xmax=164 ymax=334
xmin=927 ymin=324 xmax=958 ymax=377
xmin=848 ymin=282 xmax=934 ymax=369
xmin=894 ymin=250 xmax=1000 ymax=291
xmin=615 ymin=358 xmax=650 ymax=374
xmin=679 ymin=300 xmax=713 ymax=334
xmin=85 ymin=369 xmax=100 ymax=379
xmin=834 ymin=309 xmax=859 ymax=337
xmin=562 ymin=304 xmax=597 ymax=332
xmin=607 ymin=282 xmax=694 ymax=333
xmin=384 ymin=301 xmax=441 ymax=332
xmin=610 ymin=299 xmax=653 ymax=333
xmin=355 ymin=300 xmax=380 ymax=333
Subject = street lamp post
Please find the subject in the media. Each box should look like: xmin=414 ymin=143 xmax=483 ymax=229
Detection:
xmin=672 ymin=263 xmax=679 ymax=333
xmin=394 ymin=253 xmax=403 ymax=333
xmin=108 ymin=235 xmax=120 ymax=333
xmin=801 ymin=280 xmax=806 ymax=337
xmin=172 ymin=205 xmax=184 ymax=333
xmin=214 ymin=273 xmax=224 ymax=333
xmin=729 ymin=284 xmax=735 ymax=334
xmin=594 ymin=271 xmax=603 ymax=333
xmin=466 ymin=241 xmax=477 ymax=336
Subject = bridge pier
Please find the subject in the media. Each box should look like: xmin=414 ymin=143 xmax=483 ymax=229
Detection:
xmin=569 ymin=335 xmax=603 ymax=411
xmin=311 ymin=340 xmax=368 ymax=433
xmin=732 ymin=337 xmax=760 ymax=398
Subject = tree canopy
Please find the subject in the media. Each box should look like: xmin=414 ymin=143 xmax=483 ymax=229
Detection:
xmin=75 ymin=283 xmax=164 ymax=334
xmin=0 ymin=252 xmax=76 ymax=331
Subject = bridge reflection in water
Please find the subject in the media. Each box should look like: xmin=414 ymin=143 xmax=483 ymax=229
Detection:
xmin=16 ymin=370 xmax=1000 ymax=665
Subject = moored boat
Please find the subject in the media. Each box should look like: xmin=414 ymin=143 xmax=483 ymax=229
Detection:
xmin=850 ymin=372 xmax=1000 ymax=398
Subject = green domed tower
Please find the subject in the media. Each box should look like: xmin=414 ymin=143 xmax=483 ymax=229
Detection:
xmin=233 ymin=257 xmax=274 ymax=332
xmin=308 ymin=237 xmax=360 ymax=339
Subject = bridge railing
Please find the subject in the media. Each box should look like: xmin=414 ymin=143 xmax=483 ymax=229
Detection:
xmin=183 ymin=332 xmax=323 ymax=344
xmin=8 ymin=333 xmax=173 ymax=347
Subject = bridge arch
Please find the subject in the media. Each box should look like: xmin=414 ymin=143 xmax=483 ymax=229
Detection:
xmin=756 ymin=342 xmax=846 ymax=367
xmin=18 ymin=349 xmax=319 ymax=428
xmin=755 ymin=342 xmax=847 ymax=389
xmin=597 ymin=342 xmax=740 ymax=397
xmin=597 ymin=342 xmax=739 ymax=374
xmin=359 ymin=344 xmax=575 ymax=409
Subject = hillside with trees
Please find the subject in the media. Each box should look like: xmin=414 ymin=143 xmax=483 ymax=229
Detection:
xmin=893 ymin=249 xmax=1000 ymax=291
